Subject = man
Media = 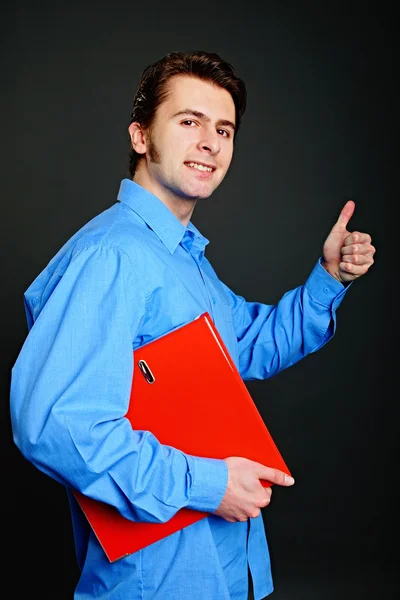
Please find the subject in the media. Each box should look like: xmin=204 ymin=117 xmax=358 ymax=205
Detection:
xmin=10 ymin=51 xmax=375 ymax=600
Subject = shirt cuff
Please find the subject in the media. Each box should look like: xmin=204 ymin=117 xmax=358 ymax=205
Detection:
xmin=185 ymin=455 xmax=228 ymax=513
xmin=305 ymin=258 xmax=353 ymax=309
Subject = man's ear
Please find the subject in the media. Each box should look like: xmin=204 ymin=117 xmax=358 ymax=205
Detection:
xmin=128 ymin=122 xmax=147 ymax=155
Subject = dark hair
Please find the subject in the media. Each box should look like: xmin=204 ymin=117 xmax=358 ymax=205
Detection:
xmin=128 ymin=50 xmax=247 ymax=177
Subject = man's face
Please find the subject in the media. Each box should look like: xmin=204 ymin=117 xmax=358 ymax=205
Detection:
xmin=141 ymin=75 xmax=236 ymax=202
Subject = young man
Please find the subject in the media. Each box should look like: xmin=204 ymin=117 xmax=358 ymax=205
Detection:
xmin=10 ymin=51 xmax=375 ymax=600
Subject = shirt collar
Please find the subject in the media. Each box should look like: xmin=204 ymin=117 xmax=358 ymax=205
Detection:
xmin=117 ymin=179 xmax=209 ymax=257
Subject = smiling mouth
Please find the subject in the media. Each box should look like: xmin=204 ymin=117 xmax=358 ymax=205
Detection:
xmin=184 ymin=161 xmax=216 ymax=173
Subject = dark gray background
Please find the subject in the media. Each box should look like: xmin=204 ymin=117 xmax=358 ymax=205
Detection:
xmin=2 ymin=1 xmax=396 ymax=598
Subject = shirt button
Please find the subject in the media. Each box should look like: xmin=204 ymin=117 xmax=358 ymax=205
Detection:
xmin=323 ymin=287 xmax=330 ymax=294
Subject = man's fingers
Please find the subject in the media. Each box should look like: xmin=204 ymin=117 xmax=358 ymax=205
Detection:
xmin=258 ymin=489 xmax=272 ymax=508
xmin=257 ymin=464 xmax=295 ymax=486
xmin=343 ymin=231 xmax=372 ymax=246
xmin=341 ymin=253 xmax=373 ymax=266
xmin=341 ymin=243 xmax=375 ymax=256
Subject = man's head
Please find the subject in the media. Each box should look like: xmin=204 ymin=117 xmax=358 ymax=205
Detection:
xmin=128 ymin=51 xmax=246 ymax=209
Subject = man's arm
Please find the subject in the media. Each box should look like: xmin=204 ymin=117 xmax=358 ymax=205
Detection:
xmin=10 ymin=243 xmax=228 ymax=523
xmin=218 ymin=200 xmax=375 ymax=381
xmin=219 ymin=258 xmax=348 ymax=380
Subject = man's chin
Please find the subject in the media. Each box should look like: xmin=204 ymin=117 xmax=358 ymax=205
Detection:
xmin=180 ymin=184 xmax=216 ymax=201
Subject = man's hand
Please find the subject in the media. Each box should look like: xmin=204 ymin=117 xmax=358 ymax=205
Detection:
xmin=322 ymin=200 xmax=376 ymax=283
xmin=212 ymin=457 xmax=295 ymax=523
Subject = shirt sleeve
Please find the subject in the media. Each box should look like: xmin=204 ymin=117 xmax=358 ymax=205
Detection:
xmin=10 ymin=243 xmax=227 ymax=523
xmin=220 ymin=258 xmax=352 ymax=380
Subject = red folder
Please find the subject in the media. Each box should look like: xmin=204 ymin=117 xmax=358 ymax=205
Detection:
xmin=73 ymin=312 xmax=291 ymax=562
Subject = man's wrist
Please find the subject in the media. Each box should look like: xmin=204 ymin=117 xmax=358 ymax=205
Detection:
xmin=321 ymin=259 xmax=346 ymax=284
xmin=186 ymin=456 xmax=228 ymax=513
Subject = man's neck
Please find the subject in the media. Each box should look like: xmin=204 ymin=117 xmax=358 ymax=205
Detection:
xmin=132 ymin=174 xmax=196 ymax=227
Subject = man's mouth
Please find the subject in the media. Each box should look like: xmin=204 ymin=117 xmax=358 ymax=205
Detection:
xmin=184 ymin=161 xmax=216 ymax=173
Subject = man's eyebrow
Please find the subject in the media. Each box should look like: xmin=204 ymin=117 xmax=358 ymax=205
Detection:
xmin=172 ymin=109 xmax=236 ymax=131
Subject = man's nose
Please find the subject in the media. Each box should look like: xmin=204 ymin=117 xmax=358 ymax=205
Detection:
xmin=198 ymin=131 xmax=220 ymax=154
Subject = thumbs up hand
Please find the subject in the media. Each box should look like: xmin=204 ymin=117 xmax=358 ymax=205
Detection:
xmin=321 ymin=200 xmax=376 ymax=283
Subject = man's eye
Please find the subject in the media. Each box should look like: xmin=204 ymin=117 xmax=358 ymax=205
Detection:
xmin=217 ymin=129 xmax=229 ymax=137
xmin=182 ymin=120 xmax=196 ymax=126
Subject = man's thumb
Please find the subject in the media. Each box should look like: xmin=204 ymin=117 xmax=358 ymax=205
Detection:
xmin=333 ymin=199 xmax=355 ymax=231
xmin=257 ymin=464 xmax=295 ymax=486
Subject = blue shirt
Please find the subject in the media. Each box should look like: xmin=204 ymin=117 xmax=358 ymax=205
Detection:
xmin=10 ymin=179 xmax=350 ymax=600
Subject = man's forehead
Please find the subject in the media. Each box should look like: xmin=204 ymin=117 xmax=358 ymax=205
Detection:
xmin=163 ymin=75 xmax=235 ymax=119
